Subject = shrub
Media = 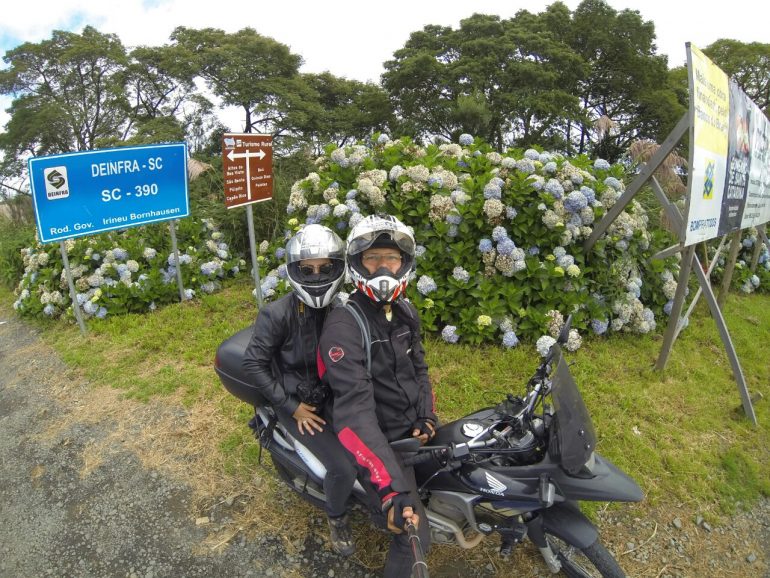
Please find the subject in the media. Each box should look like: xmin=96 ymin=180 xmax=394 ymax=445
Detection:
xmin=0 ymin=217 xmax=36 ymax=289
xmin=11 ymin=216 xmax=244 ymax=319
xmin=256 ymin=134 xmax=686 ymax=350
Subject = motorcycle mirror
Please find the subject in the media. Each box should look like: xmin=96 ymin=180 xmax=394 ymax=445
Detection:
xmin=390 ymin=437 xmax=422 ymax=453
xmin=557 ymin=314 xmax=573 ymax=345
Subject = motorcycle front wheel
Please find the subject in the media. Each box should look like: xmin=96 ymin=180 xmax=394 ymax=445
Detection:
xmin=545 ymin=531 xmax=625 ymax=578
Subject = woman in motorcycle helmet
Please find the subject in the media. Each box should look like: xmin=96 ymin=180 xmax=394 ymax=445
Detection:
xmin=242 ymin=224 xmax=357 ymax=556
xmin=318 ymin=214 xmax=436 ymax=578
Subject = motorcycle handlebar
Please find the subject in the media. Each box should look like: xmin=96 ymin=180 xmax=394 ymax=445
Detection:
xmin=402 ymin=452 xmax=435 ymax=467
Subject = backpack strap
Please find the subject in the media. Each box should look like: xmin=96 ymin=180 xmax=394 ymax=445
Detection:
xmin=342 ymin=300 xmax=372 ymax=378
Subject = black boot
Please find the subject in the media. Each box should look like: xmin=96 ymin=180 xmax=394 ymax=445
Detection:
xmin=327 ymin=513 xmax=356 ymax=556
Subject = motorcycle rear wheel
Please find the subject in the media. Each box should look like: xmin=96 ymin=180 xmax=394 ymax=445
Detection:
xmin=545 ymin=532 xmax=625 ymax=578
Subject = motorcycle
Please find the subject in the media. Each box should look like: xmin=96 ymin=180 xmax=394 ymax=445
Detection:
xmin=214 ymin=316 xmax=642 ymax=577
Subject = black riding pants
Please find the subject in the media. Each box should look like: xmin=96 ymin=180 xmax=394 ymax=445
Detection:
xmin=275 ymin=406 xmax=357 ymax=518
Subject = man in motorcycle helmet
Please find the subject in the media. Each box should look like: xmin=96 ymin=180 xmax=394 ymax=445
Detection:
xmin=242 ymin=224 xmax=357 ymax=556
xmin=318 ymin=214 xmax=436 ymax=578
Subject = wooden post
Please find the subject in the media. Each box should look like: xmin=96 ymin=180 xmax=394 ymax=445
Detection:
xmin=717 ymin=231 xmax=741 ymax=309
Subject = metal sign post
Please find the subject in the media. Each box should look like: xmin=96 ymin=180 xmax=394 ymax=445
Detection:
xmin=222 ymin=133 xmax=274 ymax=308
xmin=59 ymin=241 xmax=87 ymax=336
xmin=168 ymin=219 xmax=186 ymax=301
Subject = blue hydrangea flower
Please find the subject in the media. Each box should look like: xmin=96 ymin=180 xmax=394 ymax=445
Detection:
xmin=580 ymin=186 xmax=596 ymax=205
xmin=556 ymin=254 xmax=574 ymax=269
xmin=594 ymin=158 xmax=611 ymax=171
xmin=528 ymin=246 xmax=540 ymax=256
xmin=604 ymin=177 xmax=623 ymax=191
xmin=184 ymin=288 xmax=195 ymax=300
xmin=506 ymin=206 xmax=518 ymax=219
xmin=544 ymin=179 xmax=564 ymax=199
xmin=179 ymin=254 xmax=192 ymax=265
xmin=377 ymin=133 xmax=390 ymax=144
xmin=275 ymin=247 xmax=286 ymax=260
xmin=502 ymin=331 xmax=519 ymax=348
xmin=336 ymin=221 xmax=347 ymax=231
xmin=524 ymin=149 xmax=540 ymax=160
xmin=428 ymin=175 xmax=444 ymax=187
xmin=491 ymin=226 xmax=508 ymax=242
xmin=43 ymin=303 xmax=55 ymax=316
xmin=261 ymin=275 xmax=279 ymax=296
xmin=743 ymin=237 xmax=754 ymax=248
xmin=345 ymin=199 xmax=360 ymax=213
xmin=447 ymin=225 xmax=459 ymax=238
xmin=591 ymin=319 xmax=609 ymax=335
xmin=96 ymin=307 xmax=108 ymax=319
xmin=457 ymin=160 xmax=469 ymax=168
xmin=459 ymin=133 xmax=474 ymax=146
xmin=497 ymin=238 xmax=516 ymax=256
xmin=751 ymin=274 xmax=760 ymax=287
xmin=346 ymin=189 xmax=358 ymax=200
xmin=442 ymin=325 xmax=460 ymax=343
xmin=415 ymin=245 xmax=427 ymax=258
xmin=446 ymin=213 xmax=462 ymax=225
xmin=483 ymin=182 xmax=502 ymax=200
xmin=664 ymin=300 xmax=674 ymax=315
xmin=543 ymin=161 xmax=557 ymax=174
xmin=417 ymin=275 xmax=437 ymax=295
xmin=479 ymin=239 xmax=494 ymax=253
xmin=564 ymin=191 xmax=588 ymax=213
xmin=553 ymin=246 xmax=567 ymax=259
xmin=201 ymin=262 xmax=219 ymax=276
xmin=515 ymin=159 xmax=536 ymax=174
xmin=83 ymin=301 xmax=98 ymax=315
xmin=113 ymin=248 xmax=128 ymax=261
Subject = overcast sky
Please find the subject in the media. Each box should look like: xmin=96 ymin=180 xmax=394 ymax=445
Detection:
xmin=1 ymin=0 xmax=766 ymax=130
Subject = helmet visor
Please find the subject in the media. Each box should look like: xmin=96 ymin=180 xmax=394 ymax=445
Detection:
xmin=348 ymin=230 xmax=415 ymax=256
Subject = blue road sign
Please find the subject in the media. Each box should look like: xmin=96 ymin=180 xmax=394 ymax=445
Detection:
xmin=29 ymin=143 xmax=189 ymax=244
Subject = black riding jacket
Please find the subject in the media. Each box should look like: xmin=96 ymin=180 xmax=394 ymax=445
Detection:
xmin=242 ymin=292 xmax=327 ymax=417
xmin=318 ymin=291 xmax=436 ymax=502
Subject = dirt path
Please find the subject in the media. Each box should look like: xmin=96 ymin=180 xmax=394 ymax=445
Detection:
xmin=0 ymin=310 xmax=767 ymax=577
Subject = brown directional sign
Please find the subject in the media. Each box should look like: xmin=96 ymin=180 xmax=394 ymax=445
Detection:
xmin=222 ymin=133 xmax=273 ymax=208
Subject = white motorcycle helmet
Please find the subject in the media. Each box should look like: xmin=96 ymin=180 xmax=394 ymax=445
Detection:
xmin=347 ymin=214 xmax=415 ymax=303
xmin=285 ymin=224 xmax=346 ymax=308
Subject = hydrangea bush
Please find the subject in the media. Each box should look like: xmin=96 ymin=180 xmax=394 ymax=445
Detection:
xmin=256 ymin=134 xmax=687 ymax=351
xmin=707 ymin=227 xmax=770 ymax=295
xmin=12 ymin=217 xmax=244 ymax=319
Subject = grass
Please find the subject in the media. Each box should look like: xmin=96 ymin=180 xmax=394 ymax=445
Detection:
xmin=1 ymin=277 xmax=768 ymax=520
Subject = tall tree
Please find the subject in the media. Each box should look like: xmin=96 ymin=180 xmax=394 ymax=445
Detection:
xmin=704 ymin=39 xmax=770 ymax=115
xmin=299 ymin=72 xmax=394 ymax=152
xmin=0 ymin=26 xmax=131 ymax=156
xmin=569 ymin=0 xmax=683 ymax=159
xmin=170 ymin=26 xmax=306 ymax=138
xmin=382 ymin=11 xmax=586 ymax=149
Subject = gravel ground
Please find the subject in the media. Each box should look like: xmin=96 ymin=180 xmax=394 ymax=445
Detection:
xmin=0 ymin=311 xmax=767 ymax=578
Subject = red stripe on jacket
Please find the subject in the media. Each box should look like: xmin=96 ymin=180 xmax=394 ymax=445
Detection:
xmin=316 ymin=347 xmax=326 ymax=379
xmin=338 ymin=426 xmax=393 ymax=491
